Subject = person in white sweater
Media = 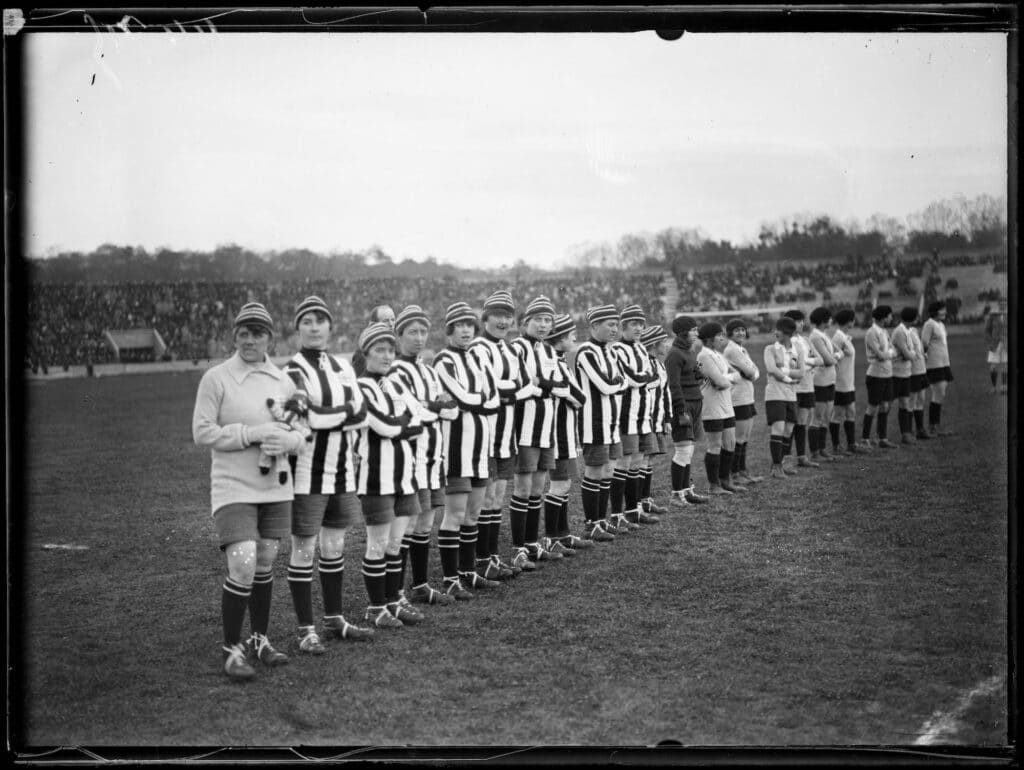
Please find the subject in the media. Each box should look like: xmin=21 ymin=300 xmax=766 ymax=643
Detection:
xmin=696 ymin=322 xmax=745 ymax=495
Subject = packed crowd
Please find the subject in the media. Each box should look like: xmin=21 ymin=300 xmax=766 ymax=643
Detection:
xmin=192 ymin=290 xmax=968 ymax=681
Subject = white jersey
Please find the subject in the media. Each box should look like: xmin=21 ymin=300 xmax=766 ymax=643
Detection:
xmin=832 ymin=328 xmax=856 ymax=393
xmin=810 ymin=327 xmax=839 ymax=387
xmin=889 ymin=323 xmax=914 ymax=378
xmin=696 ymin=346 xmax=735 ymax=420
xmin=764 ymin=341 xmax=799 ymax=402
xmin=909 ymin=327 xmax=927 ymax=376
xmin=791 ymin=334 xmax=818 ymax=393
xmin=723 ymin=340 xmax=758 ymax=407
xmin=865 ymin=323 xmax=894 ymax=377
xmin=921 ymin=318 xmax=950 ymax=369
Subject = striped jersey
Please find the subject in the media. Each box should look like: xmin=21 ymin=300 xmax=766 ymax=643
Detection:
xmin=509 ymin=334 xmax=563 ymax=449
xmin=764 ymin=341 xmax=800 ymax=402
xmin=285 ymin=349 xmax=367 ymax=495
xmin=697 ymin=346 xmax=736 ymax=420
xmin=610 ymin=339 xmax=655 ymax=436
xmin=723 ymin=340 xmax=759 ymax=407
xmin=889 ymin=323 xmax=914 ymax=378
xmin=469 ymin=333 xmax=533 ymax=459
xmin=574 ymin=338 xmax=624 ymax=446
xmin=908 ymin=327 xmax=927 ymax=376
xmin=921 ymin=318 xmax=949 ymax=369
xmin=553 ymin=353 xmax=587 ymax=459
xmin=433 ymin=345 xmax=497 ymax=479
xmin=865 ymin=323 xmax=894 ymax=377
xmin=648 ymin=354 xmax=672 ymax=432
xmin=809 ymin=327 xmax=839 ymax=387
xmin=389 ymin=355 xmax=452 ymax=491
xmin=832 ymin=328 xmax=856 ymax=392
xmin=353 ymin=374 xmax=418 ymax=497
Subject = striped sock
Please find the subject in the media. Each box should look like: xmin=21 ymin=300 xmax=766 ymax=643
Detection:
xmin=599 ymin=478 xmax=611 ymax=519
xmin=525 ymin=496 xmax=542 ymax=543
xmin=488 ymin=508 xmax=503 ymax=555
xmin=642 ymin=467 xmax=653 ymax=500
xmin=544 ymin=493 xmax=561 ymax=537
xmin=287 ymin=562 xmax=315 ymax=626
xmin=581 ymin=477 xmax=601 ymax=522
xmin=409 ymin=532 xmax=431 ymax=586
xmin=458 ymin=524 xmax=479 ymax=575
xmin=384 ymin=553 xmax=403 ymax=603
xmin=610 ymin=469 xmax=627 ymax=514
xmin=475 ymin=510 xmax=493 ymax=560
xmin=361 ymin=555 xmax=387 ymax=607
xmin=318 ymin=555 xmax=344 ymax=617
xmin=222 ymin=577 xmax=251 ymax=647
xmin=399 ymin=535 xmax=411 ymax=591
xmin=624 ymin=468 xmax=640 ymax=516
xmin=509 ymin=495 xmax=528 ymax=548
xmin=249 ymin=571 xmax=275 ymax=638
xmin=558 ymin=495 xmax=571 ymax=538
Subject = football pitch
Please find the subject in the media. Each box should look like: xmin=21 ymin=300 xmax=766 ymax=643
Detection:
xmin=12 ymin=333 xmax=1010 ymax=751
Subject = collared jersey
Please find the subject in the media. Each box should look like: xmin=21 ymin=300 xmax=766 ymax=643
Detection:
xmin=764 ymin=341 xmax=799 ymax=402
xmin=574 ymin=338 xmax=624 ymax=446
xmin=832 ymin=328 xmax=856 ymax=392
xmin=865 ymin=323 xmax=894 ymax=377
xmin=792 ymin=334 xmax=818 ymax=393
xmin=553 ymin=353 xmax=586 ymax=459
xmin=921 ymin=318 xmax=950 ymax=368
xmin=510 ymin=334 xmax=563 ymax=449
xmin=389 ymin=354 xmax=449 ymax=491
xmin=354 ymin=374 xmax=418 ymax=497
xmin=697 ymin=346 xmax=736 ymax=420
xmin=889 ymin=323 xmax=914 ymax=378
xmin=723 ymin=340 xmax=759 ymax=406
xmin=809 ymin=328 xmax=839 ymax=387
xmin=909 ymin=327 xmax=927 ymax=376
xmin=470 ymin=332 xmax=530 ymax=459
xmin=610 ymin=338 xmax=655 ymax=436
xmin=432 ymin=345 xmax=496 ymax=479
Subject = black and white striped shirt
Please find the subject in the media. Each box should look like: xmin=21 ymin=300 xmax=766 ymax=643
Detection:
xmin=433 ymin=345 xmax=498 ymax=479
xmin=285 ymin=349 xmax=367 ymax=495
xmin=470 ymin=333 xmax=534 ymax=459
xmin=509 ymin=334 xmax=564 ymax=449
xmin=574 ymin=338 xmax=624 ymax=446
xmin=648 ymin=354 xmax=672 ymax=433
xmin=389 ymin=355 xmax=453 ymax=491
xmin=610 ymin=339 xmax=654 ymax=436
xmin=353 ymin=374 xmax=418 ymax=497
xmin=553 ymin=353 xmax=586 ymax=460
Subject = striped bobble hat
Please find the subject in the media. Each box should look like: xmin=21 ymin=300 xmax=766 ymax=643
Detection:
xmin=522 ymin=295 xmax=555 ymax=320
xmin=358 ymin=321 xmax=396 ymax=353
xmin=482 ymin=290 xmax=515 ymax=314
xmin=548 ymin=313 xmax=577 ymax=340
xmin=620 ymin=304 xmax=646 ymax=324
xmin=640 ymin=324 xmax=668 ymax=348
xmin=293 ymin=295 xmax=333 ymax=328
xmin=233 ymin=302 xmax=274 ymax=334
xmin=444 ymin=301 xmax=479 ymax=328
xmin=394 ymin=304 xmax=431 ymax=335
xmin=586 ymin=304 xmax=619 ymax=325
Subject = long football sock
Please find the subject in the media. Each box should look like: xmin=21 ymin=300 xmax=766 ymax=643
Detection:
xmin=249 ymin=571 xmax=275 ymax=638
xmin=794 ymin=424 xmax=807 ymax=456
xmin=844 ymin=420 xmax=856 ymax=447
xmin=599 ymin=478 xmax=611 ymax=519
xmin=829 ymin=422 xmax=841 ymax=449
xmin=877 ymin=411 xmax=888 ymax=440
xmin=610 ymin=468 xmax=627 ymax=515
xmin=361 ymin=556 xmax=387 ymax=607
xmin=287 ymin=563 xmax=315 ymax=627
xmin=913 ymin=409 xmax=925 ymax=433
xmin=408 ymin=533 xmax=430 ymax=588
xmin=384 ymin=552 xmax=403 ymax=603
xmin=581 ymin=477 xmax=601 ymax=522
xmin=222 ymin=578 xmax=251 ymax=647
xmin=704 ymin=452 xmax=720 ymax=486
xmin=862 ymin=414 xmax=874 ymax=441
xmin=437 ymin=529 xmax=460 ymax=582
xmin=525 ymin=496 xmax=542 ymax=543
xmin=318 ymin=554 xmax=344 ymax=617
xmin=670 ymin=462 xmax=685 ymax=492
xmin=543 ymin=493 xmax=561 ymax=537
xmin=509 ymin=495 xmax=528 ymax=547
xmin=769 ymin=435 xmax=784 ymax=464
xmin=458 ymin=524 xmax=479 ymax=575
xmin=718 ymin=449 xmax=733 ymax=484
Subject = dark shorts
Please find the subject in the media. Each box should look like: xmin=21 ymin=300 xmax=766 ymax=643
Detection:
xmin=360 ymin=495 xmax=395 ymax=526
xmin=581 ymin=443 xmax=611 ymax=467
xmin=654 ymin=433 xmax=670 ymax=455
xmin=214 ymin=501 xmax=291 ymax=548
xmin=488 ymin=455 xmax=516 ymax=481
xmin=833 ymin=390 xmax=856 ymax=407
xmin=866 ymin=375 xmax=894 ymax=406
xmin=702 ymin=416 xmax=737 ymax=433
xmin=291 ymin=492 xmax=359 ymax=536
xmin=446 ymin=476 xmax=490 ymax=494
xmin=813 ymin=385 xmax=836 ymax=403
xmin=671 ymin=400 xmax=704 ymax=443
xmin=927 ymin=366 xmax=954 ymax=384
xmin=549 ymin=457 xmax=578 ymax=482
xmin=515 ymin=445 xmax=555 ymax=474
xmin=639 ymin=432 xmax=659 ymax=455
xmin=765 ymin=400 xmax=798 ymax=426
xmin=911 ymin=373 xmax=929 ymax=392
xmin=796 ymin=391 xmax=816 ymax=409
xmin=733 ymin=403 xmax=757 ymax=421
xmin=619 ymin=433 xmax=640 ymax=455
xmin=609 ymin=441 xmax=623 ymax=460
xmin=418 ymin=486 xmax=446 ymax=512
xmin=893 ymin=376 xmax=912 ymax=399
xmin=394 ymin=493 xmax=421 ymax=518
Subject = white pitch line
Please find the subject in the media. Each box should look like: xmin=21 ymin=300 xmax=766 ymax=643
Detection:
xmin=913 ymin=674 xmax=1004 ymax=746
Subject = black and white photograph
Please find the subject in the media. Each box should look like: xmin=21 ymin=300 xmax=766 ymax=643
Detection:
xmin=8 ymin=6 xmax=1015 ymax=761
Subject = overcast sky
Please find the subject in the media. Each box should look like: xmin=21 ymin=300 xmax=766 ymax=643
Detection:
xmin=24 ymin=31 xmax=1007 ymax=268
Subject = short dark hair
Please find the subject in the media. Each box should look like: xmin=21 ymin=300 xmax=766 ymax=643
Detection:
xmin=776 ymin=317 xmax=797 ymax=335
xmin=783 ymin=309 xmax=804 ymax=322
xmin=928 ymin=300 xmax=946 ymax=317
xmin=809 ymin=307 xmax=831 ymax=326
xmin=871 ymin=305 xmax=892 ymax=321
xmin=833 ymin=308 xmax=856 ymax=326
xmin=900 ymin=306 xmax=919 ymax=323
xmin=725 ymin=318 xmax=746 ymax=337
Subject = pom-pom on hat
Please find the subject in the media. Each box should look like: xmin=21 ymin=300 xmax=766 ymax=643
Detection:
xmin=698 ymin=321 xmax=724 ymax=342
xmin=522 ymin=295 xmax=555 ymax=320
xmin=548 ymin=313 xmax=577 ymax=341
xmin=671 ymin=315 xmax=698 ymax=336
xmin=358 ymin=322 xmax=396 ymax=353
xmin=395 ymin=304 xmax=431 ymax=335
xmin=586 ymin=304 xmax=619 ymax=325
xmin=444 ymin=301 xmax=478 ymax=329
xmin=620 ymin=304 xmax=646 ymax=324
xmin=640 ymin=325 xmax=669 ymax=347
xmin=293 ymin=295 xmax=333 ymax=329
xmin=234 ymin=302 xmax=274 ymax=335
xmin=482 ymin=290 xmax=515 ymax=315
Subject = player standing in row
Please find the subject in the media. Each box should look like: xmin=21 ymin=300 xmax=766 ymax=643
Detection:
xmin=389 ymin=305 xmax=459 ymax=607
xmin=985 ymin=298 xmax=1008 ymax=395
xmin=350 ymin=304 xmax=395 ymax=377
xmin=470 ymin=290 xmax=538 ymax=580
xmin=922 ymin=300 xmax=954 ymax=436
xmin=784 ymin=309 xmax=823 ymax=469
xmin=432 ymin=302 xmax=502 ymax=599
xmin=610 ymin=305 xmax=659 ymax=527
xmin=764 ymin=316 xmax=802 ymax=479
xmin=828 ymin=309 xmax=864 ymax=455
xmin=807 ymin=306 xmax=842 ymax=463
xmin=862 ymin=305 xmax=897 ymax=449
xmin=574 ymin=305 xmax=627 ymax=539
xmin=697 ymin=322 xmax=744 ymax=495
xmin=640 ymin=324 xmax=673 ymax=514
xmin=665 ymin=315 xmax=710 ymax=505
xmin=907 ymin=310 xmax=932 ymax=440
xmin=723 ymin=319 xmax=763 ymax=484
xmin=509 ymin=296 xmax=570 ymax=567
xmin=283 ymin=296 xmax=374 ymax=652
xmin=889 ymin=307 xmax=920 ymax=445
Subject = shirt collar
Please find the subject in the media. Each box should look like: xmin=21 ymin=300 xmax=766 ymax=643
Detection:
xmin=225 ymin=351 xmax=283 ymax=384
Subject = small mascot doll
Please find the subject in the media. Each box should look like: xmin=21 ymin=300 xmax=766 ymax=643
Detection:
xmin=258 ymin=391 xmax=313 ymax=484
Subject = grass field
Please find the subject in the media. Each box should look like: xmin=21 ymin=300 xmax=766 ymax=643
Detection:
xmin=12 ymin=333 xmax=1011 ymax=753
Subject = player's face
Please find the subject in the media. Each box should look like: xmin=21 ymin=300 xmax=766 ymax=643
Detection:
xmin=376 ymin=307 xmax=396 ymax=329
xmin=449 ymin=320 xmax=477 ymax=349
xmin=656 ymin=339 xmax=671 ymax=357
xmin=688 ymin=327 xmax=699 ymax=345
xmin=526 ymin=313 xmax=553 ymax=339
xmin=398 ymin=321 xmax=429 ymax=357
xmin=554 ymin=329 xmax=577 ymax=353
xmin=591 ymin=318 xmax=618 ymax=342
xmin=730 ymin=327 xmax=747 ymax=344
xmin=485 ymin=311 xmax=513 ymax=338
xmin=935 ymin=308 xmax=947 ymax=321
xmin=712 ymin=331 xmax=729 ymax=352
xmin=364 ymin=340 xmax=395 ymax=373
xmin=297 ymin=311 xmax=331 ymax=350
xmin=235 ymin=326 xmax=271 ymax=363
xmin=621 ymin=320 xmax=645 ymax=341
